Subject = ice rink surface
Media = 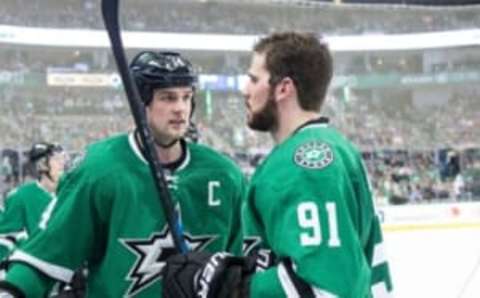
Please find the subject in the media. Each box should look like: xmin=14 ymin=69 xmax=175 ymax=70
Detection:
xmin=385 ymin=227 xmax=480 ymax=298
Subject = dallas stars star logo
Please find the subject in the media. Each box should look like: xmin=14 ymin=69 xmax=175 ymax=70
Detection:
xmin=121 ymin=225 xmax=216 ymax=296
xmin=293 ymin=141 xmax=334 ymax=170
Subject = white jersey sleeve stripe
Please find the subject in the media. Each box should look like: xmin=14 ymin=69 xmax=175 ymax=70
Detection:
xmin=278 ymin=262 xmax=338 ymax=298
xmin=372 ymin=281 xmax=393 ymax=298
xmin=9 ymin=250 xmax=74 ymax=282
xmin=0 ymin=230 xmax=28 ymax=249
xmin=0 ymin=239 xmax=15 ymax=250
xmin=312 ymin=287 xmax=338 ymax=298
xmin=278 ymin=263 xmax=301 ymax=298
xmin=0 ymin=230 xmax=28 ymax=241
xmin=372 ymin=242 xmax=387 ymax=267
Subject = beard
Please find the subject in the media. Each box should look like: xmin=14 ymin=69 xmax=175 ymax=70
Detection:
xmin=247 ymin=91 xmax=278 ymax=132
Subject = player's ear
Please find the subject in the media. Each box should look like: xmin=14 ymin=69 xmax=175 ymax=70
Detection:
xmin=274 ymin=76 xmax=296 ymax=102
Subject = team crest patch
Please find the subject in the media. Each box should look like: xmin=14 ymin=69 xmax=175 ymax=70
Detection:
xmin=294 ymin=141 xmax=333 ymax=169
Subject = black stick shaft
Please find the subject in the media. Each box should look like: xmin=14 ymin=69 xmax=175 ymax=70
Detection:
xmin=101 ymin=0 xmax=187 ymax=254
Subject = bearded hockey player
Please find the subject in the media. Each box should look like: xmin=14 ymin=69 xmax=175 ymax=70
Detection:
xmin=161 ymin=32 xmax=393 ymax=298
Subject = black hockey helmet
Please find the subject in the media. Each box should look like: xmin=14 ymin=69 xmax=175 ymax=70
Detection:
xmin=28 ymin=142 xmax=63 ymax=163
xmin=130 ymin=51 xmax=197 ymax=112
xmin=27 ymin=142 xmax=64 ymax=179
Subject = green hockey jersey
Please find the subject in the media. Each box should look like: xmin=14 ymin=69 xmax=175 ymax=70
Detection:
xmin=5 ymin=133 xmax=246 ymax=297
xmin=0 ymin=181 xmax=56 ymax=260
xmin=242 ymin=121 xmax=393 ymax=298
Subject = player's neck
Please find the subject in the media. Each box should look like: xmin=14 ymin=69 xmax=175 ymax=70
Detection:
xmin=39 ymin=175 xmax=56 ymax=193
xmin=273 ymin=110 xmax=320 ymax=144
xmin=155 ymin=141 xmax=183 ymax=165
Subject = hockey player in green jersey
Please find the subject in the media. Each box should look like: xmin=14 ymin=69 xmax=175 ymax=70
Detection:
xmin=0 ymin=142 xmax=65 ymax=260
xmin=161 ymin=32 xmax=393 ymax=298
xmin=0 ymin=51 xmax=246 ymax=297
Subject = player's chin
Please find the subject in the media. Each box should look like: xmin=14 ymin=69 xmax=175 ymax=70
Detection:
xmin=246 ymin=110 xmax=259 ymax=126
xmin=170 ymin=128 xmax=188 ymax=140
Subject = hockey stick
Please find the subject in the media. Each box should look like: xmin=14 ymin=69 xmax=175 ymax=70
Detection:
xmin=101 ymin=0 xmax=188 ymax=254
xmin=457 ymin=252 xmax=480 ymax=297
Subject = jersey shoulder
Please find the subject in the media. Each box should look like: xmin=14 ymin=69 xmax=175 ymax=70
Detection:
xmin=299 ymin=125 xmax=365 ymax=176
xmin=255 ymin=125 xmax=359 ymax=183
xmin=4 ymin=181 xmax=39 ymax=203
xmin=188 ymin=142 xmax=243 ymax=175
xmin=57 ymin=134 xmax=140 ymax=208
xmin=59 ymin=133 xmax=146 ymax=198
xmin=66 ymin=133 xmax=133 ymax=178
xmin=291 ymin=125 xmax=359 ymax=155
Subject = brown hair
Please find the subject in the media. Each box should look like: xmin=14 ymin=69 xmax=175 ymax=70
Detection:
xmin=253 ymin=32 xmax=333 ymax=111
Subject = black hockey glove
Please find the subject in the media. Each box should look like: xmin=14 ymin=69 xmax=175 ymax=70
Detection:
xmin=162 ymin=252 xmax=252 ymax=298
xmin=0 ymin=281 xmax=25 ymax=298
xmin=50 ymin=269 xmax=87 ymax=298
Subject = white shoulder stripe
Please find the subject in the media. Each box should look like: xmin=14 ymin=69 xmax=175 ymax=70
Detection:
xmin=9 ymin=250 xmax=74 ymax=282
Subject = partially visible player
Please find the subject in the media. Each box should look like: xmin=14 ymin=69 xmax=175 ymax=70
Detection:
xmin=0 ymin=51 xmax=246 ymax=297
xmin=161 ymin=31 xmax=393 ymax=298
xmin=0 ymin=142 xmax=65 ymax=260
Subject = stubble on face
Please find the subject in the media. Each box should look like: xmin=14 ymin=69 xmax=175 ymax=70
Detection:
xmin=148 ymin=113 xmax=189 ymax=147
xmin=147 ymin=88 xmax=192 ymax=146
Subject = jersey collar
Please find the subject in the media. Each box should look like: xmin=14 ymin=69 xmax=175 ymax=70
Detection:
xmin=35 ymin=180 xmax=55 ymax=196
xmin=295 ymin=116 xmax=330 ymax=134
xmin=128 ymin=132 xmax=191 ymax=172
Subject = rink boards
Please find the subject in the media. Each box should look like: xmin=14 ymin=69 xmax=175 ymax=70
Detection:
xmin=379 ymin=202 xmax=480 ymax=298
